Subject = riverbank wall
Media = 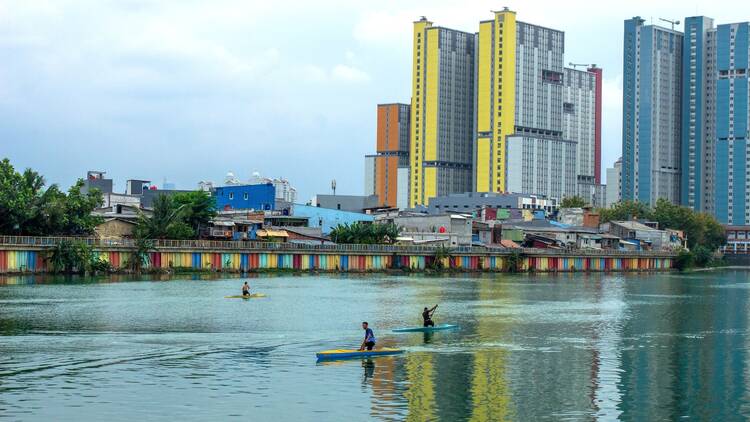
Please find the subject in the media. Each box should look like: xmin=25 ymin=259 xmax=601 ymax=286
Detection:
xmin=0 ymin=236 xmax=675 ymax=274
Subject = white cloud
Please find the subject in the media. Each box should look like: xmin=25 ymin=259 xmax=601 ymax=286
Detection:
xmin=602 ymin=74 xmax=623 ymax=111
xmin=353 ymin=10 xmax=414 ymax=44
xmin=332 ymin=64 xmax=371 ymax=82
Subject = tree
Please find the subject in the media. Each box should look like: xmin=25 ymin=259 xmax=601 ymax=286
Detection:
xmin=0 ymin=158 xmax=103 ymax=236
xmin=0 ymin=158 xmax=46 ymax=234
xmin=651 ymin=198 xmax=725 ymax=250
xmin=674 ymin=248 xmax=695 ymax=270
xmin=172 ymin=191 xmax=216 ymax=237
xmin=560 ymin=195 xmax=588 ymax=208
xmin=598 ymin=200 xmax=653 ymax=223
xmin=134 ymin=194 xmax=193 ymax=240
xmin=329 ymin=222 xmax=400 ymax=244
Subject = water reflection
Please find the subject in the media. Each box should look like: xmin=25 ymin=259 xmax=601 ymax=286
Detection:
xmin=2 ymin=271 xmax=750 ymax=420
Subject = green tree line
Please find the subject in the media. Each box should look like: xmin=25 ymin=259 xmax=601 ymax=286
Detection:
xmin=134 ymin=192 xmax=216 ymax=240
xmin=599 ymin=198 xmax=725 ymax=251
xmin=0 ymin=158 xmax=103 ymax=236
xmin=329 ymin=222 xmax=400 ymax=244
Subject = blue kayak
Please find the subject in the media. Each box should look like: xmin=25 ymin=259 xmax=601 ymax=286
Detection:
xmin=316 ymin=348 xmax=404 ymax=360
xmin=392 ymin=324 xmax=459 ymax=333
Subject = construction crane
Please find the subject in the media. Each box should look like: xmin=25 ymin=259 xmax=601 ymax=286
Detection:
xmin=659 ymin=18 xmax=680 ymax=30
xmin=569 ymin=62 xmax=598 ymax=70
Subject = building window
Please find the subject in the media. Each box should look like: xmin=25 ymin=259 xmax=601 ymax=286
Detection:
xmin=243 ymin=193 xmax=249 ymax=200
xmin=229 ymin=192 xmax=234 ymax=200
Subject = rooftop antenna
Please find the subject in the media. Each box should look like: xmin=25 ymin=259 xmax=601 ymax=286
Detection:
xmin=331 ymin=179 xmax=337 ymax=196
xmin=659 ymin=18 xmax=680 ymax=30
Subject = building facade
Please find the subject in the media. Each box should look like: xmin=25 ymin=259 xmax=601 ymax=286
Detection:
xmin=474 ymin=10 xmax=568 ymax=197
xmin=606 ymin=157 xmax=623 ymax=207
xmin=681 ymin=16 xmax=717 ymax=212
xmin=714 ymin=22 xmax=750 ymax=224
xmin=213 ymin=184 xmax=275 ymax=211
xmin=365 ymin=103 xmax=410 ymax=208
xmin=474 ymin=9 xmax=518 ymax=194
xmin=426 ymin=191 xmax=558 ymax=214
xmin=313 ymin=194 xmax=380 ymax=213
xmin=564 ymin=67 xmax=601 ymax=183
xmin=410 ymin=18 xmax=476 ymax=207
xmin=622 ymin=17 xmax=683 ymax=205
xmin=505 ymin=135 xmax=578 ymax=201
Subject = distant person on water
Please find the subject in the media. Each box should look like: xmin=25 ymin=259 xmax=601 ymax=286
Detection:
xmin=242 ymin=281 xmax=250 ymax=297
xmin=422 ymin=305 xmax=438 ymax=327
xmin=359 ymin=322 xmax=376 ymax=351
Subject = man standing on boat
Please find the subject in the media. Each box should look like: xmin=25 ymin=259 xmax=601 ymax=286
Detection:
xmin=422 ymin=305 xmax=438 ymax=327
xmin=359 ymin=322 xmax=376 ymax=351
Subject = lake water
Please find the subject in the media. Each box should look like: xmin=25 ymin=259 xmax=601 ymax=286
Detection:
xmin=1 ymin=270 xmax=750 ymax=421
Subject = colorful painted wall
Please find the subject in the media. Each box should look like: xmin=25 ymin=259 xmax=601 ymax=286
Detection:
xmin=0 ymin=248 xmax=673 ymax=274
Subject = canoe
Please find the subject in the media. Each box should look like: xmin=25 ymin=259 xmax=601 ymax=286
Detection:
xmin=392 ymin=324 xmax=459 ymax=333
xmin=224 ymin=294 xmax=267 ymax=299
xmin=316 ymin=348 xmax=404 ymax=360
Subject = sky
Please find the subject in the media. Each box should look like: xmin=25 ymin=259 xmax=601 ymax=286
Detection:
xmin=2 ymin=0 xmax=750 ymax=201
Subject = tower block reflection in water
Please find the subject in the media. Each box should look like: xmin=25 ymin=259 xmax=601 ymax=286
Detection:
xmin=469 ymin=278 xmax=513 ymax=421
xmin=404 ymin=355 xmax=437 ymax=421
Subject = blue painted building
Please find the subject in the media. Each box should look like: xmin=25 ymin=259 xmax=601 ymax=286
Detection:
xmin=292 ymin=204 xmax=373 ymax=234
xmin=622 ymin=17 xmax=683 ymax=205
xmin=715 ymin=22 xmax=750 ymax=224
xmin=214 ymin=184 xmax=275 ymax=211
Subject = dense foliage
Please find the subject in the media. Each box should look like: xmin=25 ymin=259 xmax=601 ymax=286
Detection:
xmin=134 ymin=192 xmax=215 ymax=240
xmin=172 ymin=191 xmax=217 ymax=236
xmin=560 ymin=195 xmax=588 ymax=208
xmin=599 ymin=199 xmax=725 ymax=250
xmin=329 ymin=222 xmax=400 ymax=244
xmin=48 ymin=239 xmax=110 ymax=274
xmin=0 ymin=158 xmax=103 ymax=236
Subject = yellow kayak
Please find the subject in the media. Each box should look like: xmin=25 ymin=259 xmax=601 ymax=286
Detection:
xmin=224 ymin=294 xmax=267 ymax=299
xmin=316 ymin=347 xmax=403 ymax=360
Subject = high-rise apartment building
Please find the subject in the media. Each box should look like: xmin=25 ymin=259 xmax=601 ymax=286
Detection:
xmin=622 ymin=17 xmax=683 ymax=205
xmin=474 ymin=9 xmax=518 ymax=194
xmin=715 ymin=22 xmax=750 ymax=224
xmin=410 ymin=18 xmax=475 ymax=207
xmin=564 ymin=67 xmax=600 ymax=181
xmin=474 ymin=9 xmax=579 ymax=201
xmin=403 ymin=11 xmax=601 ymax=206
xmin=505 ymin=135 xmax=578 ymax=200
xmin=364 ymin=103 xmax=410 ymax=209
xmin=564 ymin=66 xmax=604 ymax=205
xmin=681 ymin=16 xmax=716 ymax=213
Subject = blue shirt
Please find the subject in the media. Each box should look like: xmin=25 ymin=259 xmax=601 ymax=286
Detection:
xmin=364 ymin=328 xmax=376 ymax=343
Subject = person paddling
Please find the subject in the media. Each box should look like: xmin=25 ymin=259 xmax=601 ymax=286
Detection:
xmin=422 ymin=305 xmax=438 ymax=327
xmin=359 ymin=322 xmax=376 ymax=351
xmin=241 ymin=281 xmax=250 ymax=297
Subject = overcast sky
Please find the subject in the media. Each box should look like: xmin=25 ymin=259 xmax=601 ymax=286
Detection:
xmin=2 ymin=0 xmax=749 ymax=200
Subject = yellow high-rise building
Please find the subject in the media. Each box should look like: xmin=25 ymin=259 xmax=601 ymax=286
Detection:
xmin=475 ymin=9 xmax=517 ymax=193
xmin=409 ymin=18 xmax=475 ymax=208
xmin=408 ymin=10 xmax=580 ymax=206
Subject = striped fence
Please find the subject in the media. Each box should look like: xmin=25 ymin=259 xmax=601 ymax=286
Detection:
xmin=0 ymin=247 xmax=674 ymax=274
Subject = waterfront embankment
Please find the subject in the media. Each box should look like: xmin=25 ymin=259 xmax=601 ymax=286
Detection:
xmin=0 ymin=236 xmax=675 ymax=274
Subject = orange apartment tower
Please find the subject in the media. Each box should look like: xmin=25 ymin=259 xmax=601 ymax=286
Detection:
xmin=365 ymin=103 xmax=410 ymax=208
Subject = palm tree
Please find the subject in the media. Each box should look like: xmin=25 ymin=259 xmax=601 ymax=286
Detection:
xmin=134 ymin=194 xmax=191 ymax=239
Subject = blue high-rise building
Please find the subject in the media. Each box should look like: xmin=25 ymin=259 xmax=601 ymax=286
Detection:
xmin=715 ymin=22 xmax=750 ymax=224
xmin=622 ymin=17 xmax=683 ymax=206
xmin=681 ymin=16 xmax=716 ymax=213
